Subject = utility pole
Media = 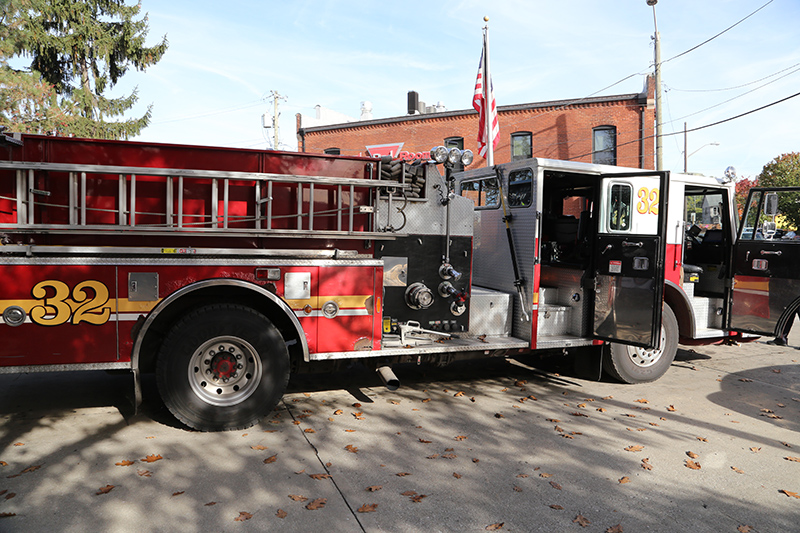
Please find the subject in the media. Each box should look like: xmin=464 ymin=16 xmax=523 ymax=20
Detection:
xmin=648 ymin=0 xmax=663 ymax=171
xmin=265 ymin=91 xmax=287 ymax=150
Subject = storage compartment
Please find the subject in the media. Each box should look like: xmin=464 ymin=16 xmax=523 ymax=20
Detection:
xmin=538 ymin=304 xmax=570 ymax=336
xmin=469 ymin=287 xmax=513 ymax=336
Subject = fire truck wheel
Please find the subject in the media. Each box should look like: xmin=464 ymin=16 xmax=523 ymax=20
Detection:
xmin=156 ymin=304 xmax=289 ymax=431
xmin=603 ymin=304 xmax=678 ymax=384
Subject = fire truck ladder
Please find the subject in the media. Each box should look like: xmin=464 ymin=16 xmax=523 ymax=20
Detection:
xmin=0 ymin=161 xmax=407 ymax=240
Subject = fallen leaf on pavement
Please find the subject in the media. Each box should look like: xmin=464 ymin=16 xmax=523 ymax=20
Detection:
xmin=749 ymin=447 xmax=761 ymax=453
xmin=264 ymin=454 xmax=277 ymax=464
xmin=304 ymin=428 xmax=316 ymax=433
xmin=697 ymin=437 xmax=708 ymax=442
xmin=234 ymin=511 xmax=253 ymax=521
xmin=686 ymin=451 xmax=699 ymax=459
xmin=276 ymin=509 xmax=287 ymax=518
xmin=786 ymin=457 xmax=800 ymax=462
xmin=410 ymin=494 xmax=427 ymax=503
xmin=333 ymin=409 xmax=343 ymax=415
xmin=624 ymin=445 xmax=644 ymax=452
xmin=288 ymin=494 xmax=308 ymax=502
xmin=539 ymin=473 xmax=553 ymax=478
xmin=513 ymin=485 xmax=523 ymax=492
xmin=141 ymin=454 xmax=162 ymax=463
xmin=731 ymin=466 xmax=744 ymax=474
xmin=607 ymin=525 xmax=623 ymax=533
xmin=401 ymin=490 xmax=417 ymax=496
xmin=250 ymin=445 xmax=268 ymax=450
xmin=366 ymin=485 xmax=382 ymax=492
xmin=779 ymin=489 xmax=800 ymax=499
xmin=137 ymin=470 xmax=152 ymax=477
xmin=309 ymin=473 xmax=331 ymax=480
xmin=205 ymin=502 xmax=217 ymax=506
xmin=635 ymin=399 xmax=649 ymax=404
xmin=455 ymin=435 xmax=467 ymax=441
xmin=454 ymin=391 xmax=465 ymax=397
xmin=358 ymin=503 xmax=378 ymax=513
xmin=737 ymin=526 xmax=753 ymax=533
xmin=396 ymin=472 xmax=411 ymax=477
xmin=172 ymin=491 xmax=184 ymax=497
xmin=549 ymin=504 xmax=564 ymax=510
xmin=0 ymin=461 xmax=6 ymax=467
xmin=95 ymin=485 xmax=115 ymax=495
xmin=486 ymin=523 xmax=504 ymax=530
xmin=419 ymin=438 xmax=432 ymax=443
xmin=619 ymin=476 xmax=631 ymax=484
xmin=115 ymin=460 xmax=135 ymax=467
xmin=0 ymin=513 xmax=17 ymax=518
xmin=641 ymin=458 xmax=653 ymax=471
xmin=666 ymin=405 xmax=676 ymax=412
xmin=549 ymin=481 xmax=562 ymax=490
xmin=453 ymin=472 xmax=462 ymax=479
xmin=344 ymin=445 xmax=358 ymax=454
xmin=306 ymin=498 xmax=327 ymax=510
xmin=685 ymin=460 xmax=701 ymax=470
xmin=494 ymin=413 xmax=505 ymax=419
xmin=573 ymin=514 xmax=591 ymax=527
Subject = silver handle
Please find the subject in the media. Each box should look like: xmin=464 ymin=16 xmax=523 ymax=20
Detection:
xmin=760 ymin=250 xmax=782 ymax=256
xmin=622 ymin=241 xmax=643 ymax=248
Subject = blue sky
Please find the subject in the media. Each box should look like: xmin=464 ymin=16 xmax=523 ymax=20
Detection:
xmin=119 ymin=0 xmax=800 ymax=179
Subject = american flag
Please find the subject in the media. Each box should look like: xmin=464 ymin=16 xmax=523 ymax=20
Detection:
xmin=473 ymin=44 xmax=499 ymax=160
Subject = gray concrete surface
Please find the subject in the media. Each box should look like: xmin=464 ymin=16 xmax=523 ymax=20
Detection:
xmin=1 ymin=335 xmax=799 ymax=532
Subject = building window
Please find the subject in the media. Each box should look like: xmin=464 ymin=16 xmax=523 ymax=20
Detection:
xmin=324 ymin=147 xmax=341 ymax=155
xmin=511 ymin=132 xmax=532 ymax=161
xmin=444 ymin=136 xmax=464 ymax=172
xmin=592 ymin=126 xmax=616 ymax=165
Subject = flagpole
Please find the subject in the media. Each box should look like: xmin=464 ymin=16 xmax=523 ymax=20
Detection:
xmin=483 ymin=18 xmax=493 ymax=167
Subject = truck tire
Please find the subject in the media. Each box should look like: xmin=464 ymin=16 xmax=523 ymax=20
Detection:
xmin=156 ymin=304 xmax=289 ymax=431
xmin=603 ymin=304 xmax=678 ymax=384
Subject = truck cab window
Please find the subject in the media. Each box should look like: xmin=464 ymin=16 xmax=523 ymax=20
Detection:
xmin=508 ymin=168 xmax=532 ymax=208
xmin=460 ymin=177 xmax=499 ymax=209
xmin=609 ymin=184 xmax=631 ymax=231
xmin=740 ymin=189 xmax=800 ymax=241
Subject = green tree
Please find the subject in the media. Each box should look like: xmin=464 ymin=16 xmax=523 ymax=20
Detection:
xmin=757 ymin=152 xmax=800 ymax=229
xmin=1 ymin=0 xmax=167 ymax=139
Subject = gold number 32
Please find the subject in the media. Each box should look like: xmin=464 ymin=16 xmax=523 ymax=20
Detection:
xmin=30 ymin=280 xmax=111 ymax=326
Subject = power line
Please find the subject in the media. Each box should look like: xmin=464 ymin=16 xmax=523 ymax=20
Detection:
xmin=666 ymin=61 xmax=800 ymax=93
xmin=662 ymin=64 xmax=800 ymax=126
xmin=661 ymin=0 xmax=774 ymax=65
xmin=565 ymin=89 xmax=800 ymax=161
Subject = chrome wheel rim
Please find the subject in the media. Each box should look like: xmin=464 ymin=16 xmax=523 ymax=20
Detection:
xmin=627 ymin=324 xmax=667 ymax=368
xmin=188 ymin=336 xmax=262 ymax=406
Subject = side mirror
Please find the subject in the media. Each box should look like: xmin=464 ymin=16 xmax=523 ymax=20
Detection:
xmin=764 ymin=193 xmax=779 ymax=216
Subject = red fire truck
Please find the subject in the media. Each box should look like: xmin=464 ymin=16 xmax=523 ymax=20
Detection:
xmin=1 ymin=132 xmax=796 ymax=431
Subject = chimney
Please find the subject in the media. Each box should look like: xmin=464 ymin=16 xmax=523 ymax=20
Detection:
xmin=407 ymin=91 xmax=419 ymax=115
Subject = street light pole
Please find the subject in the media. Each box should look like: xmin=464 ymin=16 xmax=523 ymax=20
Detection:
xmin=648 ymin=0 xmax=663 ymax=171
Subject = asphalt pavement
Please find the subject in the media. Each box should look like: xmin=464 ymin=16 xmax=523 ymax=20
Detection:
xmin=1 ymin=334 xmax=799 ymax=532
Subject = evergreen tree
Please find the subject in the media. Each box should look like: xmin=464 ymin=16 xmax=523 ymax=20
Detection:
xmin=1 ymin=0 xmax=167 ymax=139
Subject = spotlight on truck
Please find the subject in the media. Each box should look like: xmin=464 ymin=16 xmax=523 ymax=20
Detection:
xmin=429 ymin=146 xmax=474 ymax=167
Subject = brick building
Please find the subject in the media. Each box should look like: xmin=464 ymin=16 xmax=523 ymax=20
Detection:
xmin=297 ymin=76 xmax=655 ymax=170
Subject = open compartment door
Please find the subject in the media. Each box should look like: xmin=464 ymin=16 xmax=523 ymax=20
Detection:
xmin=730 ymin=187 xmax=800 ymax=336
xmin=592 ymin=171 xmax=669 ymax=348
